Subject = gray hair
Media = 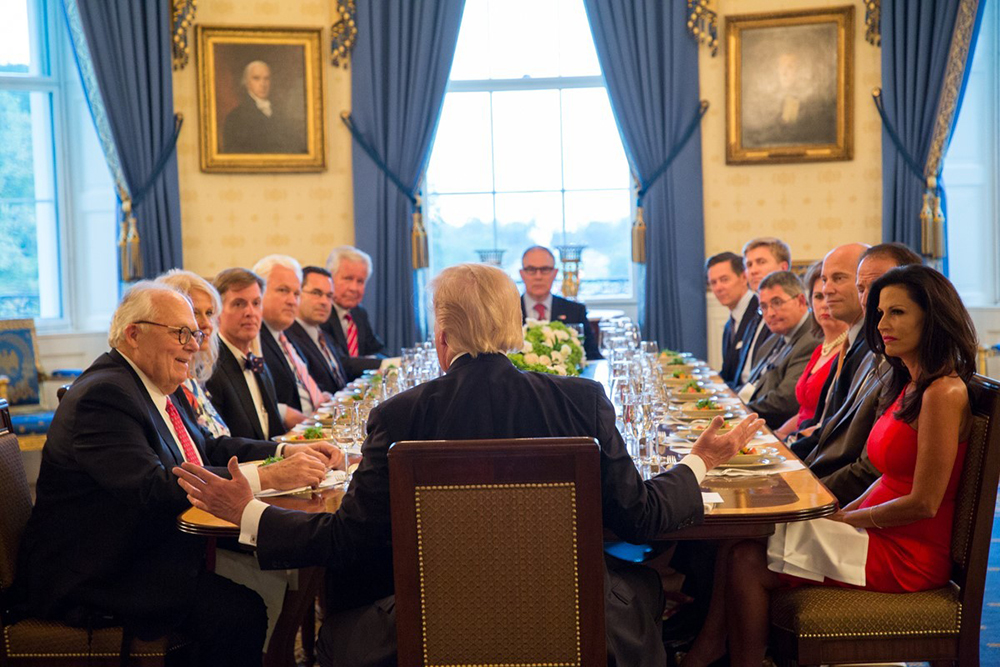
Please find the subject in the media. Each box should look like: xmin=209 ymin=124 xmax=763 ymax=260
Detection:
xmin=758 ymin=270 xmax=805 ymax=297
xmin=240 ymin=60 xmax=270 ymax=88
xmin=156 ymin=269 xmax=222 ymax=384
xmin=430 ymin=263 xmax=523 ymax=359
xmin=252 ymin=254 xmax=303 ymax=284
xmin=108 ymin=281 xmax=192 ymax=349
xmin=326 ymin=245 xmax=373 ymax=279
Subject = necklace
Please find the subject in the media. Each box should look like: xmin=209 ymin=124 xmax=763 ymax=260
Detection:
xmin=821 ymin=331 xmax=848 ymax=357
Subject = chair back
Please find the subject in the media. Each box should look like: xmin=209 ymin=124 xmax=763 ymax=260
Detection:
xmin=389 ymin=437 xmax=606 ymax=667
xmin=0 ymin=320 xmax=43 ymax=408
xmin=948 ymin=373 xmax=1000 ymax=654
xmin=0 ymin=399 xmax=32 ymax=592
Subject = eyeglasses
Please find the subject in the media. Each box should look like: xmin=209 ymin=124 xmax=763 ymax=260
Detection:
xmin=757 ymin=296 xmax=797 ymax=315
xmin=134 ymin=321 xmax=207 ymax=346
xmin=304 ymin=288 xmax=334 ymax=301
xmin=522 ymin=266 xmax=556 ymax=276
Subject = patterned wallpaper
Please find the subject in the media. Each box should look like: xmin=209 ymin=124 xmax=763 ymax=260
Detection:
xmin=699 ymin=0 xmax=883 ymax=266
xmin=172 ymin=1 xmax=355 ymax=277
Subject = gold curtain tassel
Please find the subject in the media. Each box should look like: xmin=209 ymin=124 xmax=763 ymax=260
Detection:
xmin=127 ymin=214 xmax=143 ymax=281
xmin=932 ymin=192 xmax=946 ymax=259
xmin=411 ymin=204 xmax=429 ymax=270
xmin=631 ymin=206 xmax=647 ymax=264
xmin=919 ymin=190 xmax=933 ymax=256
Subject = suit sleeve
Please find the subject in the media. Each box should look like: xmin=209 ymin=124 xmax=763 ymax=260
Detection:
xmin=820 ymin=448 xmax=880 ymax=506
xmin=595 ymin=386 xmax=703 ymax=541
xmin=359 ymin=309 xmax=386 ymax=357
xmin=581 ymin=308 xmax=602 ymax=360
xmin=69 ymin=382 xmax=191 ymax=511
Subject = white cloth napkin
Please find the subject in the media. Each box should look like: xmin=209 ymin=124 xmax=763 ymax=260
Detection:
xmin=767 ymin=518 xmax=869 ymax=586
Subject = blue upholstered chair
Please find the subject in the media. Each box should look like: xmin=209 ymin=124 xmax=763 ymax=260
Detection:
xmin=0 ymin=320 xmax=81 ymax=451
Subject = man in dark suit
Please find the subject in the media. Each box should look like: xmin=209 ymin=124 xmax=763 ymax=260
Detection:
xmin=15 ymin=282 xmax=334 ymax=666
xmin=322 ymin=245 xmax=386 ymax=380
xmin=254 ymin=255 xmax=329 ymax=427
xmin=737 ymin=270 xmax=822 ymax=429
xmin=519 ymin=245 xmax=602 ymax=360
xmin=705 ymin=252 xmax=756 ymax=387
xmin=207 ymin=268 xmax=286 ymax=440
xmin=734 ymin=237 xmax=792 ymax=386
xmin=790 ymin=243 xmax=923 ymax=504
xmin=286 ymin=266 xmax=347 ymax=395
xmin=176 ymin=263 xmax=764 ymax=667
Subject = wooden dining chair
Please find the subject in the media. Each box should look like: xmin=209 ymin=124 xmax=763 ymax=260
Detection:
xmin=389 ymin=437 xmax=607 ymax=666
xmin=768 ymin=373 xmax=1000 ymax=667
xmin=0 ymin=399 xmax=192 ymax=666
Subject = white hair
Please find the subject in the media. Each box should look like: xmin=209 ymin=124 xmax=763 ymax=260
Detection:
xmin=108 ymin=281 xmax=192 ymax=349
xmin=156 ymin=269 xmax=222 ymax=384
xmin=241 ymin=60 xmax=270 ymax=88
xmin=252 ymin=254 xmax=303 ymax=284
xmin=326 ymin=245 xmax=372 ymax=279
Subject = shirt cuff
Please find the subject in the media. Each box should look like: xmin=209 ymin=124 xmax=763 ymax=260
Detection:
xmin=239 ymin=463 xmax=262 ymax=494
xmin=678 ymin=454 xmax=707 ymax=483
xmin=239 ymin=499 xmax=269 ymax=547
xmin=275 ymin=443 xmax=286 ymax=457
xmin=277 ymin=403 xmax=288 ymax=420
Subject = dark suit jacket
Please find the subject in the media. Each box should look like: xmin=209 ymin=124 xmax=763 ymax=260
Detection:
xmin=16 ymin=350 xmax=276 ymax=627
xmin=720 ymin=295 xmax=759 ymax=387
xmin=799 ymin=330 xmax=871 ymax=432
xmin=206 ymin=340 xmax=284 ymax=440
xmin=261 ymin=326 xmax=309 ymax=413
xmin=253 ymin=353 xmax=702 ymax=665
xmin=221 ymin=94 xmax=306 ymax=154
xmin=322 ymin=305 xmax=386 ymax=380
xmin=733 ymin=318 xmax=774 ymax=388
xmin=520 ymin=294 xmax=603 ymax=360
xmin=744 ymin=321 xmax=822 ymax=429
xmin=285 ymin=321 xmax=347 ymax=395
xmin=792 ymin=354 xmax=890 ymax=505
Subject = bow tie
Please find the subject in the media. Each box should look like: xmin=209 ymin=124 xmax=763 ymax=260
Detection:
xmin=244 ymin=353 xmax=264 ymax=374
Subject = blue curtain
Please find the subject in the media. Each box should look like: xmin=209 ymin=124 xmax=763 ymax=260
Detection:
xmin=61 ymin=0 xmax=183 ymax=278
xmin=350 ymin=0 xmax=465 ymax=354
xmin=583 ymin=0 xmax=707 ymax=357
xmin=880 ymin=0 xmax=985 ymax=259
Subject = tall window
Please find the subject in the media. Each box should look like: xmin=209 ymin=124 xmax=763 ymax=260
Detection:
xmin=425 ymin=0 xmax=633 ymax=301
xmin=944 ymin=0 xmax=999 ymax=306
xmin=0 ymin=0 xmax=115 ymax=328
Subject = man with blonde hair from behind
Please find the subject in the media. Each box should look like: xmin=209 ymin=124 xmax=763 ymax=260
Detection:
xmin=175 ymin=263 xmax=764 ymax=667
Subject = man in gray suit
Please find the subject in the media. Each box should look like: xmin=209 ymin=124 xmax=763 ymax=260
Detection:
xmin=737 ymin=270 xmax=821 ymax=429
xmin=790 ymin=242 xmax=923 ymax=504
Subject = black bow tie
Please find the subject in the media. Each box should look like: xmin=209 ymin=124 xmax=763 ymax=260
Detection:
xmin=244 ymin=353 xmax=264 ymax=374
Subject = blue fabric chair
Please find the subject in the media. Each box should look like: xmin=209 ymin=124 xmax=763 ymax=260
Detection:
xmin=0 ymin=320 xmax=81 ymax=451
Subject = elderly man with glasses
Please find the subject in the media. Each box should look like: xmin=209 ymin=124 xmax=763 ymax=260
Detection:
xmin=14 ymin=281 xmax=339 ymax=667
xmin=519 ymin=245 xmax=602 ymax=360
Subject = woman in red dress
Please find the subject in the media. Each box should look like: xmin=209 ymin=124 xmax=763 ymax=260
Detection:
xmin=682 ymin=265 xmax=978 ymax=666
xmin=775 ymin=262 xmax=848 ymax=439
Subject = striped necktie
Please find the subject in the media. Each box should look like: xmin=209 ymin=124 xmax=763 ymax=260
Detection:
xmin=165 ymin=398 xmax=202 ymax=465
xmin=345 ymin=313 xmax=359 ymax=357
xmin=278 ymin=331 xmax=325 ymax=408
xmin=318 ymin=333 xmax=346 ymax=386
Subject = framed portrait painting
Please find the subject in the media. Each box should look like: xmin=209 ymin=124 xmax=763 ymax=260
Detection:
xmin=726 ymin=6 xmax=854 ymax=165
xmin=196 ymin=26 xmax=325 ymax=173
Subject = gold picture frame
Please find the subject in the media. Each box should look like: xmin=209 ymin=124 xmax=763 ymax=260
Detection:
xmin=726 ymin=6 xmax=854 ymax=165
xmin=196 ymin=25 xmax=325 ymax=173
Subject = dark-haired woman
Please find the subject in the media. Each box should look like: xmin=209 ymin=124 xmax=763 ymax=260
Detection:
xmin=682 ymin=265 xmax=977 ymax=667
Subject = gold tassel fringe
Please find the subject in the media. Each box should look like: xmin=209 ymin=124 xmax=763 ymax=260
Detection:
xmin=117 ymin=197 xmax=143 ymax=282
xmin=411 ymin=198 xmax=429 ymax=270
xmin=631 ymin=206 xmax=647 ymax=264
xmin=920 ymin=176 xmax=946 ymax=259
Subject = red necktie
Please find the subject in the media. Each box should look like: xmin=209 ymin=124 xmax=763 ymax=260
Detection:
xmin=345 ymin=313 xmax=359 ymax=357
xmin=165 ymin=398 xmax=202 ymax=465
xmin=533 ymin=303 xmax=547 ymax=320
xmin=279 ymin=332 xmax=325 ymax=408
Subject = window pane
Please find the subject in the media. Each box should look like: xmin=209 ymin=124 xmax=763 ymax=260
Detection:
xmin=0 ymin=0 xmax=46 ymax=75
xmin=495 ymin=191 xmax=563 ymax=277
xmin=492 ymin=90 xmax=563 ymax=191
xmin=557 ymin=0 xmax=601 ymax=76
xmin=487 ymin=0 xmax=559 ymax=79
xmin=564 ymin=190 xmax=632 ymax=298
xmin=426 ymin=92 xmax=493 ymax=194
xmin=561 ymin=88 xmax=630 ymax=190
xmin=427 ymin=193 xmax=497 ymax=269
xmin=0 ymin=90 xmax=60 ymax=318
xmin=448 ymin=0 xmax=490 ymax=81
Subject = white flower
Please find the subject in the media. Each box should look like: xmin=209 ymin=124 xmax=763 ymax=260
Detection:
xmin=569 ymin=328 xmax=581 ymax=339
xmin=554 ymin=329 xmax=569 ymax=341
xmin=521 ymin=341 xmax=534 ymax=355
xmin=560 ymin=344 xmax=571 ymax=355
xmin=553 ymin=364 xmax=567 ymax=375
xmin=523 ymin=352 xmax=539 ymax=365
xmin=525 ymin=318 xmax=542 ymax=327
xmin=542 ymin=325 xmax=553 ymax=335
xmin=538 ymin=354 xmax=551 ymax=366
xmin=550 ymin=349 xmax=565 ymax=364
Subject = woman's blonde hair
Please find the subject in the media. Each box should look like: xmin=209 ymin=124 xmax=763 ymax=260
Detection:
xmin=156 ymin=269 xmax=222 ymax=384
xmin=429 ymin=263 xmax=523 ymax=359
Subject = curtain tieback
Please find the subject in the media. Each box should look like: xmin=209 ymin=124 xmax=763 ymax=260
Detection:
xmin=341 ymin=112 xmax=428 ymax=269
xmin=631 ymin=100 xmax=709 ymax=265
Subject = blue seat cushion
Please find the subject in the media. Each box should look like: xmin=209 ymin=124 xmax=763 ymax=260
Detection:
xmin=12 ymin=411 xmax=54 ymax=435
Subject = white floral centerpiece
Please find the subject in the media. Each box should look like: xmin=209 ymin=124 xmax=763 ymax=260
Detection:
xmin=508 ymin=318 xmax=586 ymax=376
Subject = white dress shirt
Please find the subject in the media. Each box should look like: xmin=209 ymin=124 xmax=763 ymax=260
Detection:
xmin=523 ymin=293 xmax=554 ymax=321
xmin=220 ymin=334 xmax=270 ymax=438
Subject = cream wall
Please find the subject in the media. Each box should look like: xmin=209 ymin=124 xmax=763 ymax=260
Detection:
xmin=699 ymin=0 xmax=883 ymax=266
xmin=172 ymin=1 xmax=355 ymax=277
